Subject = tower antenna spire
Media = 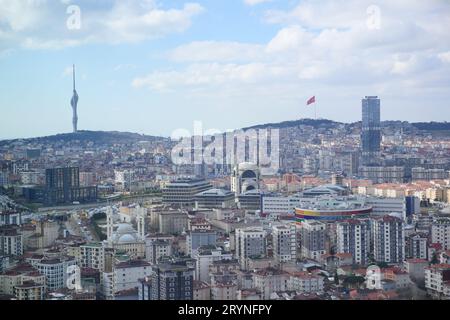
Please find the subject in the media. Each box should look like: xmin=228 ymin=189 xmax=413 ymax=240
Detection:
xmin=70 ymin=64 xmax=79 ymax=133
xmin=73 ymin=64 xmax=76 ymax=91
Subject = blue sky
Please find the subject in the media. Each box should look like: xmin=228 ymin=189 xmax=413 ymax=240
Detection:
xmin=1 ymin=0 xmax=450 ymax=139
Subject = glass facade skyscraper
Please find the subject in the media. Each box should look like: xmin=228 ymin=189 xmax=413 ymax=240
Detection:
xmin=44 ymin=167 xmax=97 ymax=205
xmin=361 ymin=96 xmax=381 ymax=165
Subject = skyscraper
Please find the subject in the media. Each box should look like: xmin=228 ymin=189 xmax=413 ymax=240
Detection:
xmin=361 ymin=96 xmax=381 ymax=165
xmin=44 ymin=167 xmax=97 ymax=205
xmin=70 ymin=64 xmax=79 ymax=133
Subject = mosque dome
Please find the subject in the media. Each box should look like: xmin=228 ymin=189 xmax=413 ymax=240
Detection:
xmin=118 ymin=234 xmax=138 ymax=243
xmin=116 ymin=223 xmax=135 ymax=235
xmin=112 ymin=223 xmax=140 ymax=243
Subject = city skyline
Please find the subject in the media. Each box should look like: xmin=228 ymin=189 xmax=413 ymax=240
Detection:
xmin=2 ymin=0 xmax=450 ymax=305
xmin=1 ymin=0 xmax=450 ymax=139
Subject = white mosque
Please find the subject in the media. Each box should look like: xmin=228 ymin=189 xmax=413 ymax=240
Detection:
xmin=231 ymin=162 xmax=260 ymax=195
xmin=104 ymin=206 xmax=146 ymax=259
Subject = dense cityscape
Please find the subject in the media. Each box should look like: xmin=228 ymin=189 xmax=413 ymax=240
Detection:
xmin=1 ymin=93 xmax=450 ymax=301
xmin=1 ymin=0 xmax=450 ymax=309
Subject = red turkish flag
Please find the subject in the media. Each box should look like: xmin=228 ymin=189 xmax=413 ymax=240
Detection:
xmin=307 ymin=96 xmax=316 ymax=106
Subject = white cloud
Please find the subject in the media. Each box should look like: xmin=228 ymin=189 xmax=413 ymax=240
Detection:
xmin=0 ymin=0 xmax=205 ymax=50
xmin=132 ymin=0 xmax=450 ymax=102
xmin=132 ymin=62 xmax=290 ymax=91
xmin=168 ymin=41 xmax=265 ymax=63
xmin=266 ymin=25 xmax=312 ymax=53
xmin=438 ymin=51 xmax=450 ymax=64
xmin=244 ymin=0 xmax=272 ymax=6
xmin=0 ymin=0 xmax=49 ymax=32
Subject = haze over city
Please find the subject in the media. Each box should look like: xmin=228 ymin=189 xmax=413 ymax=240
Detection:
xmin=1 ymin=0 xmax=450 ymax=140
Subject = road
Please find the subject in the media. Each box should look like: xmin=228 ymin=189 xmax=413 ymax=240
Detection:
xmin=38 ymin=194 xmax=162 ymax=213
xmin=64 ymin=211 xmax=97 ymax=242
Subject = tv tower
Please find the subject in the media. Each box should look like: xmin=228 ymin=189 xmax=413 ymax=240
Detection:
xmin=70 ymin=64 xmax=79 ymax=133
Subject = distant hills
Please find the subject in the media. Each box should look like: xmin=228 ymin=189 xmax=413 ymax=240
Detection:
xmin=410 ymin=122 xmax=450 ymax=131
xmin=243 ymin=118 xmax=340 ymax=130
xmin=244 ymin=118 xmax=450 ymax=131
xmin=1 ymin=120 xmax=449 ymax=146
xmin=0 ymin=130 xmax=169 ymax=147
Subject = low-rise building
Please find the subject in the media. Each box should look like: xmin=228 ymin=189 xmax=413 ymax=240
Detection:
xmin=425 ymin=264 xmax=450 ymax=299
xmin=288 ymin=272 xmax=324 ymax=294
xmin=114 ymin=260 xmax=152 ymax=294
xmin=193 ymin=280 xmax=210 ymax=300
xmin=14 ymin=281 xmax=45 ymax=300
xmin=405 ymin=259 xmax=429 ymax=285
xmin=252 ymin=268 xmax=290 ymax=300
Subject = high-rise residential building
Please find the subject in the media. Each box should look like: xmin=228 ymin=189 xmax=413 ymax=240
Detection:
xmin=0 ymin=226 xmax=23 ymax=256
xmin=235 ymin=227 xmax=266 ymax=270
xmin=272 ymin=224 xmax=297 ymax=265
xmin=431 ymin=218 xmax=450 ymax=250
xmin=150 ymin=262 xmax=194 ymax=300
xmin=336 ymin=219 xmax=370 ymax=266
xmin=79 ymin=243 xmax=105 ymax=272
xmin=372 ymin=215 xmax=405 ymax=264
xmin=299 ymin=220 xmax=327 ymax=260
xmin=361 ymin=96 xmax=381 ymax=166
xmin=406 ymin=233 xmax=428 ymax=260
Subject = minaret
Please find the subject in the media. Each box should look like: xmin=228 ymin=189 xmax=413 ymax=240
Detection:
xmin=136 ymin=205 xmax=146 ymax=240
xmin=70 ymin=64 xmax=79 ymax=133
xmin=106 ymin=206 xmax=114 ymax=245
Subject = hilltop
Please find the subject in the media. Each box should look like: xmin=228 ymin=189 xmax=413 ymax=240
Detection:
xmin=0 ymin=130 xmax=169 ymax=147
xmin=1 ymin=119 xmax=449 ymax=146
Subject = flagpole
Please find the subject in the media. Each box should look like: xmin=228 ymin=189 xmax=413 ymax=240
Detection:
xmin=315 ymin=96 xmax=317 ymax=120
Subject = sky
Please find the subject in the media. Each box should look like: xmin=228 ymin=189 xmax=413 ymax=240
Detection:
xmin=0 ymin=0 xmax=450 ymax=140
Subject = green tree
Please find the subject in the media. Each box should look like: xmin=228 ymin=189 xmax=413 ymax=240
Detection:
xmin=431 ymin=252 xmax=439 ymax=265
xmin=377 ymin=262 xmax=389 ymax=269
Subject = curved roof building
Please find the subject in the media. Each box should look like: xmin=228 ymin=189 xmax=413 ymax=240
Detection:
xmin=295 ymin=196 xmax=372 ymax=222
